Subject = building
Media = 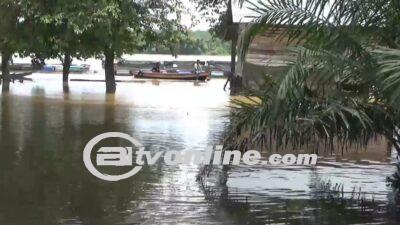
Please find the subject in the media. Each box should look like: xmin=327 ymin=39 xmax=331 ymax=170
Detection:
xmin=232 ymin=1 xmax=292 ymax=88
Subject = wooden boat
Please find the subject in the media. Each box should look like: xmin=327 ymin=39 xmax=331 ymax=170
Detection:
xmin=132 ymin=69 xmax=211 ymax=81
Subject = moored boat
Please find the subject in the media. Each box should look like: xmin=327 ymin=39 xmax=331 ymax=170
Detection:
xmin=41 ymin=64 xmax=90 ymax=73
xmin=132 ymin=69 xmax=211 ymax=81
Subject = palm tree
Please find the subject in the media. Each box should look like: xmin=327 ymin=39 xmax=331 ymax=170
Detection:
xmin=225 ymin=0 xmax=400 ymax=155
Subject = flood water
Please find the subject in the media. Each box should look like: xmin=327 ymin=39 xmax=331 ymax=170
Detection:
xmin=0 ymin=70 xmax=399 ymax=225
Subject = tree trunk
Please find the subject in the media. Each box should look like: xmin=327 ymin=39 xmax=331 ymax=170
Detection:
xmin=228 ymin=0 xmax=236 ymax=75
xmin=104 ymin=49 xmax=116 ymax=93
xmin=1 ymin=52 xmax=11 ymax=92
xmin=230 ymin=76 xmax=242 ymax=95
xmin=229 ymin=36 xmax=242 ymax=95
xmin=62 ymin=52 xmax=72 ymax=93
xmin=227 ymin=0 xmax=242 ymax=95
xmin=230 ymin=36 xmax=237 ymax=75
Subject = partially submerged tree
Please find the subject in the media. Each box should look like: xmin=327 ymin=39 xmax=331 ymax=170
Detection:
xmin=89 ymin=0 xmax=185 ymax=93
xmin=0 ymin=0 xmax=23 ymax=92
xmin=23 ymin=0 xmax=96 ymax=91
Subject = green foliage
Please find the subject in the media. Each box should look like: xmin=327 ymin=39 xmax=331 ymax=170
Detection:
xmin=375 ymin=48 xmax=400 ymax=105
xmin=19 ymin=0 xmax=95 ymax=59
xmin=226 ymin=0 xmax=400 ymax=153
xmin=80 ymin=0 xmax=186 ymax=57
xmin=0 ymin=0 xmax=190 ymax=92
xmin=192 ymin=0 xmax=239 ymax=40
xmin=0 ymin=0 xmax=24 ymax=55
xmin=143 ymin=31 xmax=231 ymax=55
xmin=3 ymin=0 xmax=187 ymax=60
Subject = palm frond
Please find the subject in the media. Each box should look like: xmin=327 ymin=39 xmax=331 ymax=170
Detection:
xmin=228 ymin=0 xmax=400 ymax=154
xmin=375 ymin=47 xmax=400 ymax=106
xmin=238 ymin=0 xmax=388 ymax=62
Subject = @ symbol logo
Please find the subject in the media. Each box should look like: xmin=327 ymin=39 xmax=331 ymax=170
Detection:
xmin=83 ymin=132 xmax=143 ymax=181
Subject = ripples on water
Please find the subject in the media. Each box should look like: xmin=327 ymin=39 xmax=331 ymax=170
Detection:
xmin=0 ymin=72 xmax=399 ymax=225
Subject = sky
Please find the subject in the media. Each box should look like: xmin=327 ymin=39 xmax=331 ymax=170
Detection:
xmin=181 ymin=0 xmax=257 ymax=31
xmin=180 ymin=0 xmax=212 ymax=31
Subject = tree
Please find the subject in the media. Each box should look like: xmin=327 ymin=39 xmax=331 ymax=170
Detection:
xmin=0 ymin=0 xmax=23 ymax=92
xmin=226 ymin=0 xmax=400 ymax=153
xmin=192 ymin=0 xmax=240 ymax=92
xmin=22 ymin=0 xmax=97 ymax=92
xmin=88 ymin=0 xmax=185 ymax=93
xmin=52 ymin=1 xmax=94 ymax=92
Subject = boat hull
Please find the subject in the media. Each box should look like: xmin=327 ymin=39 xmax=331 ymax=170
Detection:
xmin=41 ymin=65 xmax=90 ymax=73
xmin=133 ymin=70 xmax=211 ymax=81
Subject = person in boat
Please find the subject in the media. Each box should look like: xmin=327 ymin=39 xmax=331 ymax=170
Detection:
xmin=194 ymin=60 xmax=202 ymax=80
xmin=152 ymin=62 xmax=161 ymax=73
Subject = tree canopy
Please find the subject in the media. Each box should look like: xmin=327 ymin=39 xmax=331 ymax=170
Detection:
xmin=0 ymin=0 xmax=25 ymax=91
xmin=1 ymin=0 xmax=188 ymax=93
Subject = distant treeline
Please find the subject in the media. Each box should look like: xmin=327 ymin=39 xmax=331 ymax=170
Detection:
xmin=141 ymin=31 xmax=231 ymax=55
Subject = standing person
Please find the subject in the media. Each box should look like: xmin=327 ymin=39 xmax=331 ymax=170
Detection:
xmin=194 ymin=60 xmax=202 ymax=80
xmin=152 ymin=62 xmax=161 ymax=73
xmin=223 ymin=70 xmax=233 ymax=91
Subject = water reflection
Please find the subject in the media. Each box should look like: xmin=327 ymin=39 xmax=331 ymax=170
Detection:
xmin=200 ymin=156 xmax=400 ymax=225
xmin=0 ymin=92 xmax=161 ymax=225
xmin=0 ymin=74 xmax=399 ymax=224
xmin=0 ymin=77 xmax=232 ymax=225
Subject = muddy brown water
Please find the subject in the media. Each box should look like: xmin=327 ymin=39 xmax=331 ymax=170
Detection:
xmin=0 ymin=72 xmax=399 ymax=225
